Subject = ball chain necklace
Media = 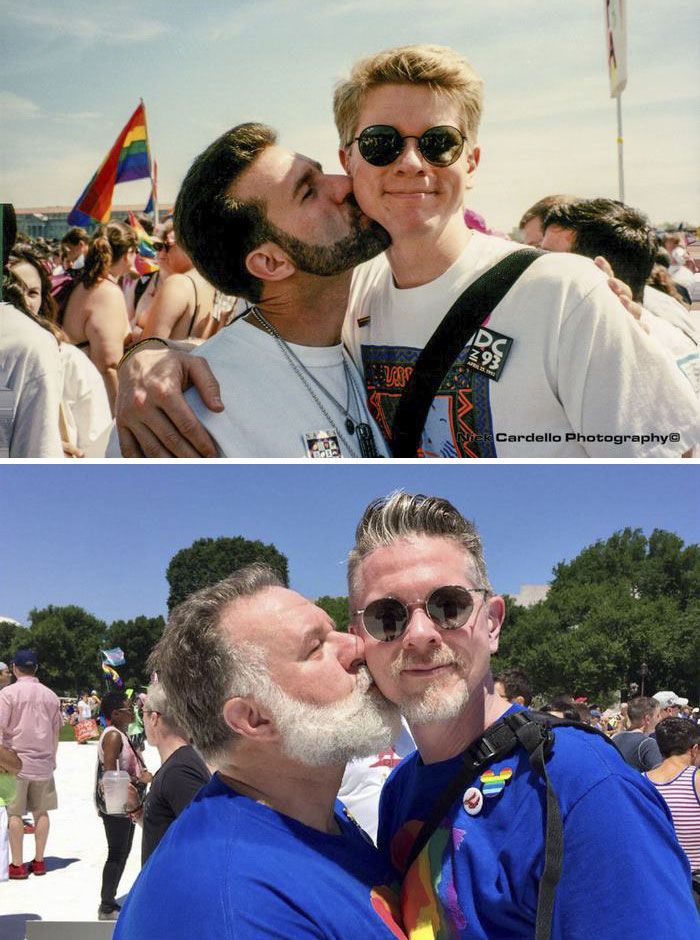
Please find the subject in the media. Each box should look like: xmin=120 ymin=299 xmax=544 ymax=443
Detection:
xmin=249 ymin=306 xmax=381 ymax=458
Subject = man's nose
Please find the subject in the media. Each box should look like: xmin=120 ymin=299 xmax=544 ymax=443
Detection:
xmin=332 ymin=630 xmax=366 ymax=672
xmin=401 ymin=607 xmax=442 ymax=651
xmin=393 ymin=139 xmax=426 ymax=173
xmin=327 ymin=174 xmax=354 ymax=203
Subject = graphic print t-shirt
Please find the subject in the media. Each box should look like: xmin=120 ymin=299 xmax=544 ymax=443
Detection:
xmin=343 ymin=233 xmax=700 ymax=458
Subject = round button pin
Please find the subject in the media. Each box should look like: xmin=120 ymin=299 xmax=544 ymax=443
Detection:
xmin=462 ymin=786 xmax=483 ymax=816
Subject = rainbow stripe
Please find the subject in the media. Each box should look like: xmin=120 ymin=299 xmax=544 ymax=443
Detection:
xmin=68 ymin=102 xmax=152 ymax=227
xmin=101 ymin=662 xmax=123 ymax=687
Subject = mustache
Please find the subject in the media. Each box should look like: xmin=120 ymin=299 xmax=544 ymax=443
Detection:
xmin=389 ymin=646 xmax=466 ymax=679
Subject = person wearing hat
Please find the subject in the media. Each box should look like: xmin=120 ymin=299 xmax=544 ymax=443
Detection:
xmin=653 ymin=691 xmax=690 ymax=725
xmin=0 ymin=650 xmax=61 ymax=879
xmin=0 ymin=662 xmax=10 ymax=689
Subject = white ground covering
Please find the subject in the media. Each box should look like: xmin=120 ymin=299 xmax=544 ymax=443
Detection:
xmin=1 ymin=739 xmax=162 ymax=939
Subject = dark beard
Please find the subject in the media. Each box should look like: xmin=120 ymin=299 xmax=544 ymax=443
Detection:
xmin=266 ymin=201 xmax=390 ymax=276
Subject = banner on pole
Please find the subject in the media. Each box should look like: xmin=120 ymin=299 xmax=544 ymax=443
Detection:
xmin=102 ymin=647 xmax=126 ymax=666
xmin=67 ymin=102 xmax=152 ymax=227
xmin=605 ymin=0 xmax=627 ymax=98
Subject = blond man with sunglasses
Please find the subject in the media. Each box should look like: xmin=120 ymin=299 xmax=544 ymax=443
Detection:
xmin=114 ymin=45 xmax=699 ymax=457
xmin=348 ymin=491 xmax=698 ymax=939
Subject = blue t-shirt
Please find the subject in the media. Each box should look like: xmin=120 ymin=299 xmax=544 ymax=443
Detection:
xmin=115 ymin=773 xmax=406 ymax=939
xmin=377 ymin=706 xmax=698 ymax=939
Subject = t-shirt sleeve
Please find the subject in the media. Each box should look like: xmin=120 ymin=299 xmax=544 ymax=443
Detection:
xmin=639 ymin=736 xmax=663 ymax=770
xmin=10 ymin=372 xmax=63 ymax=458
xmin=161 ymin=761 xmax=209 ymax=818
xmin=557 ymin=279 xmax=700 ymax=456
xmin=553 ymin=773 xmax=697 ymax=938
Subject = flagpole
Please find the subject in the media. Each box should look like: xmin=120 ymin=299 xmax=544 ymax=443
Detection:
xmin=616 ymin=94 xmax=624 ymax=202
xmin=141 ymin=97 xmax=157 ymax=225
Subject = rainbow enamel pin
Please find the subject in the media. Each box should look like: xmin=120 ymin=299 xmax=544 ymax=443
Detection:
xmin=480 ymin=766 xmax=513 ymax=797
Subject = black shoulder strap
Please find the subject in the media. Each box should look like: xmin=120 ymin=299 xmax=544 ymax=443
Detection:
xmin=390 ymin=247 xmax=544 ymax=456
xmin=401 ymin=710 xmax=616 ymax=940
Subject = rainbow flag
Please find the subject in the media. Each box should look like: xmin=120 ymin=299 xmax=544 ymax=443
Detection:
xmin=127 ymin=210 xmax=159 ymax=275
xmin=101 ymin=662 xmax=123 ymax=687
xmin=68 ymin=102 xmax=152 ymax=227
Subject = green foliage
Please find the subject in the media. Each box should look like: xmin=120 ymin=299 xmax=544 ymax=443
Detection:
xmin=0 ymin=618 xmax=25 ymax=657
xmin=107 ymin=615 xmax=165 ymax=689
xmin=19 ymin=606 xmax=109 ymax=695
xmin=315 ymin=596 xmax=350 ymax=633
xmin=496 ymin=528 xmax=700 ymax=703
xmin=166 ymin=537 xmax=289 ymax=612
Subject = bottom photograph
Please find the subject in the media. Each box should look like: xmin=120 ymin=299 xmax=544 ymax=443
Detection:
xmin=1 ymin=463 xmax=698 ymax=939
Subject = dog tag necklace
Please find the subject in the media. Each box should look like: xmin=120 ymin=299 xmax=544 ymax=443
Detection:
xmin=250 ymin=307 xmax=381 ymax=458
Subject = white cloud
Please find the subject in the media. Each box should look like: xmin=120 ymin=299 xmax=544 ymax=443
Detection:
xmin=4 ymin=3 xmax=170 ymax=44
xmin=0 ymin=92 xmax=41 ymax=118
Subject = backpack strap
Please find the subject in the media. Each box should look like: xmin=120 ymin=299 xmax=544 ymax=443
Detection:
xmin=402 ymin=710 xmax=616 ymax=940
xmin=390 ymin=247 xmax=544 ymax=456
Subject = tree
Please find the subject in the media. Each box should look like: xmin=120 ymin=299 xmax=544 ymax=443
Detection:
xmin=315 ymin=596 xmax=350 ymax=633
xmin=496 ymin=528 xmax=699 ymax=704
xmin=21 ymin=606 xmax=108 ymax=695
xmin=107 ymin=615 xmax=165 ymax=689
xmin=0 ymin=618 xmax=25 ymax=658
xmin=166 ymin=536 xmax=289 ymax=611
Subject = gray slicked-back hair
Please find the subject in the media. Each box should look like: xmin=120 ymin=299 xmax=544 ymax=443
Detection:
xmin=145 ymin=682 xmax=188 ymax=738
xmin=148 ymin=562 xmax=284 ymax=765
xmin=348 ymin=491 xmax=492 ymax=599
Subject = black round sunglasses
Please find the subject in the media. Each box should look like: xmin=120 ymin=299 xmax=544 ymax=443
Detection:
xmin=355 ymin=585 xmax=488 ymax=643
xmin=353 ymin=124 xmax=468 ymax=168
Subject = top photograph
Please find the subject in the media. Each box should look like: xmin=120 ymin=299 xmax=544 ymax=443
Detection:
xmin=2 ymin=0 xmax=699 ymax=459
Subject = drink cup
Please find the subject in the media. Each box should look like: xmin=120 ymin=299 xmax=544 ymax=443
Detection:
xmin=102 ymin=770 xmax=131 ymax=814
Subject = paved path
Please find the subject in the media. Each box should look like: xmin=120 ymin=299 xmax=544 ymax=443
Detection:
xmin=1 ymin=740 xmax=161 ymax=940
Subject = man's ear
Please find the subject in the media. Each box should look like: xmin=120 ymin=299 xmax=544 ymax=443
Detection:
xmin=463 ymin=145 xmax=480 ymax=192
xmin=222 ymin=697 xmax=275 ymax=741
xmin=486 ymin=593 xmax=505 ymax=653
xmin=245 ymin=241 xmax=296 ymax=284
xmin=339 ymin=147 xmax=351 ymax=175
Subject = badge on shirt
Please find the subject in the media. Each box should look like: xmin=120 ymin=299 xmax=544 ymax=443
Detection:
xmin=304 ymin=430 xmax=342 ymax=458
xmin=467 ymin=327 xmax=513 ymax=381
xmin=480 ymin=766 xmax=513 ymax=797
xmin=462 ymin=786 xmax=484 ymax=816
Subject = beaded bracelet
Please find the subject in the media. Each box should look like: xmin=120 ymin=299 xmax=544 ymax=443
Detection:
xmin=117 ymin=337 xmax=170 ymax=371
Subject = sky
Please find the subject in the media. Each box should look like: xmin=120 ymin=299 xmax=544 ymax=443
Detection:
xmin=2 ymin=0 xmax=698 ymax=233
xmin=1 ymin=463 xmax=698 ymax=628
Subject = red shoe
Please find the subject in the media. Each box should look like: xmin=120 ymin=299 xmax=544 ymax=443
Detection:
xmin=29 ymin=859 xmax=46 ymax=875
xmin=9 ymin=863 xmax=29 ymax=879
xmin=23 ymin=823 xmax=35 ymax=834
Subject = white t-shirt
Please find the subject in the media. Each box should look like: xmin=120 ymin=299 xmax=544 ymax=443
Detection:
xmin=77 ymin=699 xmax=92 ymax=721
xmin=60 ymin=344 xmax=113 ymax=456
xmin=343 ymin=233 xmax=700 ymax=457
xmin=0 ymin=303 xmax=63 ymax=458
xmin=638 ymin=310 xmax=700 ymax=400
xmin=185 ymin=319 xmax=390 ymax=458
xmin=339 ymin=720 xmax=415 ymax=844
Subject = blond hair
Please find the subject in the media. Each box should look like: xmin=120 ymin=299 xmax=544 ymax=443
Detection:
xmin=333 ymin=44 xmax=483 ymax=149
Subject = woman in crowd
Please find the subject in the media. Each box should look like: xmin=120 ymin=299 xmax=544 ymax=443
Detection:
xmin=62 ymin=221 xmax=136 ymax=413
xmin=8 ymin=245 xmax=112 ymax=455
xmin=140 ymin=683 xmax=210 ymax=865
xmin=645 ymin=717 xmax=700 ymax=880
xmin=95 ymin=691 xmax=152 ymax=921
xmin=137 ymin=218 xmax=218 ymax=341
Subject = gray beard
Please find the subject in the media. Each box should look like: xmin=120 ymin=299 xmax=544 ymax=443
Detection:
xmin=389 ymin=647 xmax=470 ymax=725
xmin=258 ymin=665 xmax=401 ymax=766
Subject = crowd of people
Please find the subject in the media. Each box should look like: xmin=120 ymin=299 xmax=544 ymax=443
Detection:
xmin=1 ymin=490 xmax=699 ymax=935
xmin=2 ymin=43 xmax=699 ymax=458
